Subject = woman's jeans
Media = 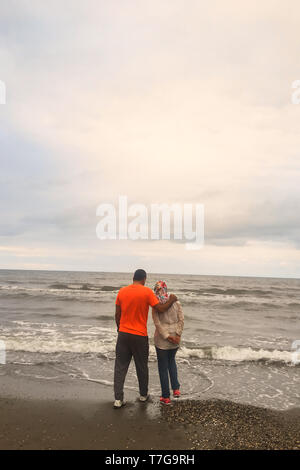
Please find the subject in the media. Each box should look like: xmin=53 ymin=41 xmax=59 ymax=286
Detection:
xmin=155 ymin=346 xmax=180 ymax=398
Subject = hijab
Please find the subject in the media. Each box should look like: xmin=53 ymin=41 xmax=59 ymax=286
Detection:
xmin=153 ymin=280 xmax=169 ymax=304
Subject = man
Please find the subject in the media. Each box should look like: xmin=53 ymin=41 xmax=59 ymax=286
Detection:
xmin=113 ymin=269 xmax=177 ymax=408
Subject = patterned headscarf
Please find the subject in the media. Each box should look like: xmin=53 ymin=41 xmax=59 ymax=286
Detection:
xmin=154 ymin=280 xmax=169 ymax=304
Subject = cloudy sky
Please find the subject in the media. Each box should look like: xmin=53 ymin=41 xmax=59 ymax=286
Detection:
xmin=1 ymin=0 xmax=300 ymax=277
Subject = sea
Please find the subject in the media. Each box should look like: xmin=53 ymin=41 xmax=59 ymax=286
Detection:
xmin=0 ymin=269 xmax=299 ymax=410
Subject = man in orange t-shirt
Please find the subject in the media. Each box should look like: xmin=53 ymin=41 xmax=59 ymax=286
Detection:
xmin=113 ymin=269 xmax=177 ymax=408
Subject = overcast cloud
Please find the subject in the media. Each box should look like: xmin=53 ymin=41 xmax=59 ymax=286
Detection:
xmin=1 ymin=0 xmax=300 ymax=277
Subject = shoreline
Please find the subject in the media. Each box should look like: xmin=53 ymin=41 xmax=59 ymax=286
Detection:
xmin=0 ymin=375 xmax=299 ymax=450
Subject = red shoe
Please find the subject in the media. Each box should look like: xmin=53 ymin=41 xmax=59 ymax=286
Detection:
xmin=173 ymin=389 xmax=181 ymax=398
xmin=160 ymin=397 xmax=171 ymax=405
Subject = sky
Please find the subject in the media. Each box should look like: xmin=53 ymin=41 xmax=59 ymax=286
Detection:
xmin=1 ymin=0 xmax=300 ymax=277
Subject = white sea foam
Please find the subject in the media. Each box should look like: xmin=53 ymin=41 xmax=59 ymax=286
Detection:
xmin=178 ymin=345 xmax=296 ymax=364
xmin=2 ymin=332 xmax=297 ymax=365
xmin=3 ymin=337 xmax=117 ymax=355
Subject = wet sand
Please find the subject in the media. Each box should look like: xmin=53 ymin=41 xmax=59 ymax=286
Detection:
xmin=0 ymin=375 xmax=299 ymax=450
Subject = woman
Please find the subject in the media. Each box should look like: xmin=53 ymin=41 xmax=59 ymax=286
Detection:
xmin=152 ymin=280 xmax=184 ymax=405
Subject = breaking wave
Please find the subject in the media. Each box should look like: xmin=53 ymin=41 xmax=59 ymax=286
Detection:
xmin=3 ymin=333 xmax=298 ymax=365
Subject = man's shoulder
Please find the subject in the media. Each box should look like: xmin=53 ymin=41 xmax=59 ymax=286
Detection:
xmin=141 ymin=285 xmax=156 ymax=296
xmin=118 ymin=284 xmax=155 ymax=297
xmin=142 ymin=285 xmax=152 ymax=292
xmin=118 ymin=284 xmax=132 ymax=294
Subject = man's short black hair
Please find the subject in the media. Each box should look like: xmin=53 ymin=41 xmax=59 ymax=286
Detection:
xmin=133 ymin=269 xmax=147 ymax=281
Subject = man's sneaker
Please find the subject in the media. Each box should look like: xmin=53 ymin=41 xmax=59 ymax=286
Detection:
xmin=139 ymin=395 xmax=150 ymax=402
xmin=160 ymin=397 xmax=171 ymax=405
xmin=173 ymin=389 xmax=181 ymax=398
xmin=113 ymin=399 xmax=126 ymax=409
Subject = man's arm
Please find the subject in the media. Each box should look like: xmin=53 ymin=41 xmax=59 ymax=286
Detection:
xmin=115 ymin=304 xmax=121 ymax=331
xmin=154 ymin=294 xmax=178 ymax=313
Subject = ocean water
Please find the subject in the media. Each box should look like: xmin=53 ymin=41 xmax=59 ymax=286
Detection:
xmin=0 ymin=269 xmax=299 ymax=410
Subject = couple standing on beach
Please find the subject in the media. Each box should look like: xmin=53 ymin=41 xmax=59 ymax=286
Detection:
xmin=113 ymin=269 xmax=184 ymax=408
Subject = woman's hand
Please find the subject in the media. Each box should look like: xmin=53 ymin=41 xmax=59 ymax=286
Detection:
xmin=167 ymin=335 xmax=181 ymax=345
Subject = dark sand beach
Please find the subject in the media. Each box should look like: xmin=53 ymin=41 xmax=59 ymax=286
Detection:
xmin=0 ymin=375 xmax=299 ymax=450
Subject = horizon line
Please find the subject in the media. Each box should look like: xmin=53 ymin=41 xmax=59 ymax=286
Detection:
xmin=0 ymin=267 xmax=299 ymax=281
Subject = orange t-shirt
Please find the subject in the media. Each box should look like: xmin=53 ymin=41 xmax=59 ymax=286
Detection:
xmin=116 ymin=284 xmax=159 ymax=336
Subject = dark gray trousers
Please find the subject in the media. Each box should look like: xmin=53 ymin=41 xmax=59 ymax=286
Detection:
xmin=114 ymin=331 xmax=149 ymax=400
